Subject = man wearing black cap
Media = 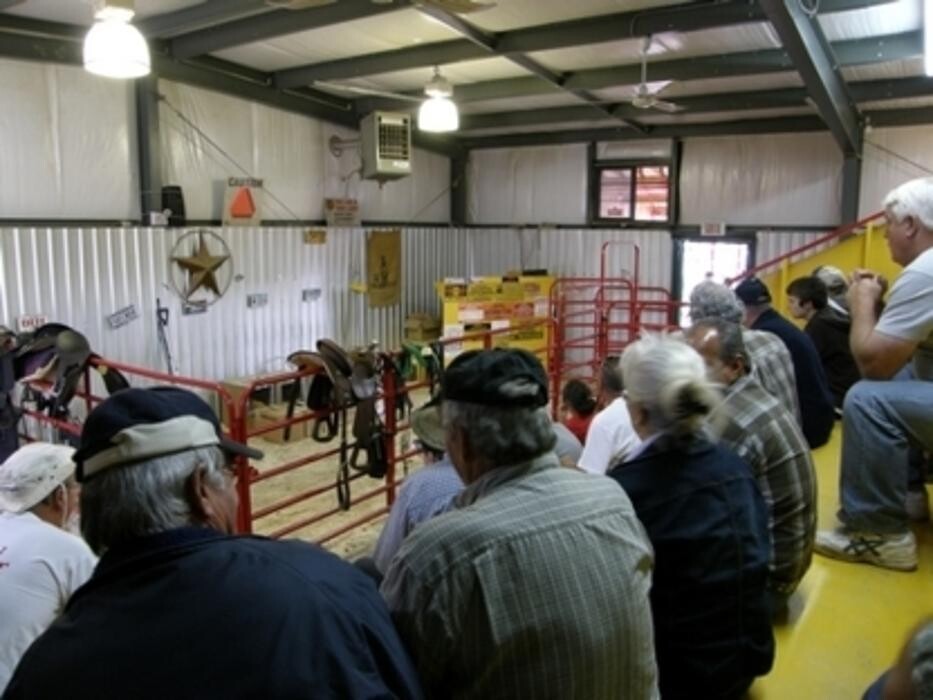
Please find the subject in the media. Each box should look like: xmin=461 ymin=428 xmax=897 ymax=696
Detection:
xmin=380 ymin=349 xmax=659 ymax=700
xmin=3 ymin=387 xmax=422 ymax=700
xmin=735 ymin=277 xmax=836 ymax=449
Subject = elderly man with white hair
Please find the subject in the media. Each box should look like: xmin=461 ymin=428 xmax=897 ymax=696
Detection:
xmin=0 ymin=442 xmax=97 ymax=694
xmin=815 ymin=177 xmax=933 ymax=571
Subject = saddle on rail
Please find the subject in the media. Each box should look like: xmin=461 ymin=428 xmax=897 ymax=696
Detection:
xmin=0 ymin=323 xmax=130 ymax=459
xmin=287 ymin=339 xmax=390 ymax=480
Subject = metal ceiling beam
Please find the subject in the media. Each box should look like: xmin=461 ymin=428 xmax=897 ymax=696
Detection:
xmin=458 ymin=76 xmax=933 ymax=131
xmin=0 ymin=28 xmax=459 ymax=158
xmin=139 ymin=0 xmax=270 ymax=38
xmin=760 ymin=0 xmax=862 ymax=154
xmin=459 ymin=106 xmax=933 ymax=150
xmin=410 ymin=3 xmax=645 ymax=131
xmin=169 ymin=0 xmax=407 ymax=60
xmin=273 ymin=0 xmax=884 ymax=87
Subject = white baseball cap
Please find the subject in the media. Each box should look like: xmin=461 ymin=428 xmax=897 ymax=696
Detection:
xmin=0 ymin=443 xmax=76 ymax=514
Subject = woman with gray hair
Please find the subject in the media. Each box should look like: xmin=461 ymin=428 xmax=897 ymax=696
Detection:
xmin=607 ymin=334 xmax=775 ymax=700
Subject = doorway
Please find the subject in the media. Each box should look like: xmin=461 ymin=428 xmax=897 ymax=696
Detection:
xmin=673 ymin=238 xmax=753 ymax=327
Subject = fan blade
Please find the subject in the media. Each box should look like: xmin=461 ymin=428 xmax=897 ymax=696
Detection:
xmin=644 ymin=79 xmax=673 ymax=96
xmin=652 ymin=100 xmax=684 ymax=113
xmin=418 ymin=0 xmax=497 ymax=12
xmin=313 ymin=81 xmax=423 ymax=103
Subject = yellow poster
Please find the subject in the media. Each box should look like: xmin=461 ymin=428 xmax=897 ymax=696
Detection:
xmin=367 ymin=229 xmax=401 ymax=308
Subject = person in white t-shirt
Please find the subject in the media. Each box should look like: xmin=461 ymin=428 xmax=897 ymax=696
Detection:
xmin=577 ymin=356 xmax=640 ymax=475
xmin=0 ymin=442 xmax=97 ymax=693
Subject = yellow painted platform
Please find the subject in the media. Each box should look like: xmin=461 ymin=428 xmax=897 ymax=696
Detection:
xmin=749 ymin=427 xmax=933 ymax=699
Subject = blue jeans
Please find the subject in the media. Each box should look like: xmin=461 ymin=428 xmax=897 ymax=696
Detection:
xmin=838 ymin=374 xmax=933 ymax=534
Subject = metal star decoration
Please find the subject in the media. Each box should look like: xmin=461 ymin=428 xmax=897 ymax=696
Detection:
xmin=172 ymin=234 xmax=230 ymax=300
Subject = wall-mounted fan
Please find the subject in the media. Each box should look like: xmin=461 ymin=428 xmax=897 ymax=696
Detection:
xmin=630 ymin=36 xmax=684 ymax=113
xmin=266 ymin=0 xmax=496 ymax=11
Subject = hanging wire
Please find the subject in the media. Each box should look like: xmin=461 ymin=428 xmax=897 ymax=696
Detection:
xmin=158 ymin=93 xmax=305 ymax=222
xmin=865 ymin=140 xmax=933 ymax=177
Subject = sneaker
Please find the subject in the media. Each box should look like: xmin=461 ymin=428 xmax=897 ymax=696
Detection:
xmin=906 ymin=489 xmax=931 ymax=522
xmin=814 ymin=528 xmax=918 ymax=571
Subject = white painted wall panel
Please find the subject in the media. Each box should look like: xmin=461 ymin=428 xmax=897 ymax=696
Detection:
xmin=860 ymin=126 xmax=933 ymax=218
xmin=467 ymin=144 xmax=588 ymax=225
xmin=160 ymin=83 xmax=450 ymax=223
xmin=0 ymin=58 xmax=137 ymax=220
xmin=680 ymin=132 xmax=844 ymax=227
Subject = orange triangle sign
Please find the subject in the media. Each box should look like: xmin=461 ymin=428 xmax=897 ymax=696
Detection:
xmin=230 ymin=187 xmax=256 ymax=218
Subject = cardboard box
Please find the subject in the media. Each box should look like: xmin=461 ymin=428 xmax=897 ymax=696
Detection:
xmin=252 ymin=404 xmax=312 ymax=444
xmin=404 ymin=313 xmax=441 ymax=342
xmin=219 ymin=376 xmax=273 ymax=425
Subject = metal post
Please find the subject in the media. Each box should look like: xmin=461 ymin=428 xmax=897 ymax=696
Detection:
xmin=134 ymin=75 xmax=163 ymax=223
xmin=842 ymin=152 xmax=862 ymax=224
xmin=451 ymin=151 xmax=469 ymax=225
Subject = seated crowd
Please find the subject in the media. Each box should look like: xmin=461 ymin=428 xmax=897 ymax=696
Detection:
xmin=0 ymin=177 xmax=931 ymax=699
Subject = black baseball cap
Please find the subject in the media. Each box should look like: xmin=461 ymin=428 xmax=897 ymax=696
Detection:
xmin=734 ymin=277 xmax=773 ymax=306
xmin=74 ymin=387 xmax=263 ymax=482
xmin=442 ymin=349 xmax=548 ymax=408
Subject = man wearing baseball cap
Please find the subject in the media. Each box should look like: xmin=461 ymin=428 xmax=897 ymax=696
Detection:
xmin=380 ymin=349 xmax=658 ymax=699
xmin=0 ymin=442 xmax=96 ymax=694
xmin=4 ymin=387 xmax=422 ymax=700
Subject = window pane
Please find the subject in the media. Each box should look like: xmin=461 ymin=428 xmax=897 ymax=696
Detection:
xmin=599 ymin=168 xmax=632 ymax=219
xmin=634 ymin=165 xmax=670 ymax=221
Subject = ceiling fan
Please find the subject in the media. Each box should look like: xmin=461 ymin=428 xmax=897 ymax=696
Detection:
xmin=630 ymin=36 xmax=684 ymax=113
xmin=266 ymin=0 xmax=496 ymax=11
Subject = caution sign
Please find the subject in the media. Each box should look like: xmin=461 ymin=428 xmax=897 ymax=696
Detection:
xmin=223 ymin=177 xmax=263 ymax=226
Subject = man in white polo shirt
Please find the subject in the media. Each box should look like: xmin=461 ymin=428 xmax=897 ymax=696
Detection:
xmin=577 ymin=356 xmax=640 ymax=474
xmin=0 ymin=443 xmax=97 ymax=693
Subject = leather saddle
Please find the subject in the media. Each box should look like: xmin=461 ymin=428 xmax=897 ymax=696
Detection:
xmin=287 ymin=339 xmax=388 ymax=482
xmin=0 ymin=323 xmax=129 ymax=459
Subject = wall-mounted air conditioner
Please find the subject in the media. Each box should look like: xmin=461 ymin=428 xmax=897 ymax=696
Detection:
xmin=360 ymin=111 xmax=412 ymax=182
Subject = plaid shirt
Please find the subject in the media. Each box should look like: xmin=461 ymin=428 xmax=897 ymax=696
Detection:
xmin=743 ymin=329 xmax=801 ymax=424
xmin=713 ymin=374 xmax=817 ymax=591
xmin=381 ymin=453 xmax=659 ymax=700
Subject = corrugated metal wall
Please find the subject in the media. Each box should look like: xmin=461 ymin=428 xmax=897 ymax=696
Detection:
xmin=756 ymin=230 xmax=833 ymax=270
xmin=0 ymin=225 xmax=818 ymax=382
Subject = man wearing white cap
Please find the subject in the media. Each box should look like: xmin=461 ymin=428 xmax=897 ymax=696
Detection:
xmin=0 ymin=442 xmax=96 ymax=694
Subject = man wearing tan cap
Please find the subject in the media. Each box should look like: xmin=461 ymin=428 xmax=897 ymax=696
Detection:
xmin=0 ymin=442 xmax=96 ymax=694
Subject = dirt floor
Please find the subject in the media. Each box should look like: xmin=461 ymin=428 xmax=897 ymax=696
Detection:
xmin=244 ymin=388 xmax=432 ymax=561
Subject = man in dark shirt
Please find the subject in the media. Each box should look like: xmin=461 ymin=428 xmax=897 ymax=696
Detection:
xmin=786 ymin=275 xmax=861 ymax=409
xmin=3 ymin=387 xmax=422 ymax=700
xmin=735 ymin=277 xmax=836 ymax=449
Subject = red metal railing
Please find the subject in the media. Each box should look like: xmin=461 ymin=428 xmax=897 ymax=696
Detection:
xmin=726 ymin=210 xmax=884 ymax=285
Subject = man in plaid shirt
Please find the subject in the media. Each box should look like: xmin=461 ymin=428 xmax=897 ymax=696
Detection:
xmin=381 ymin=349 xmax=659 ymax=700
xmin=687 ymin=319 xmax=817 ymax=606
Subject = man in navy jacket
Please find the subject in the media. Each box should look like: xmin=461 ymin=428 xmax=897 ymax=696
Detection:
xmin=3 ymin=387 xmax=422 ymax=700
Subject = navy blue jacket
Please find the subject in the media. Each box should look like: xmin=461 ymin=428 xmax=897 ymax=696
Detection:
xmin=3 ymin=528 xmax=423 ymax=700
xmin=609 ymin=437 xmax=774 ymax=700
xmin=753 ymin=308 xmax=835 ymax=447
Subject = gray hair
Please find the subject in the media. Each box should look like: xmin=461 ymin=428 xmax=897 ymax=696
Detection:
xmin=80 ymin=446 xmax=228 ymax=555
xmin=884 ymin=177 xmax=933 ymax=230
xmin=689 ymin=317 xmax=749 ymax=368
xmin=689 ymin=281 xmax=745 ymax=324
xmin=621 ymin=334 xmax=721 ymax=438
xmin=443 ymin=400 xmax=556 ymax=469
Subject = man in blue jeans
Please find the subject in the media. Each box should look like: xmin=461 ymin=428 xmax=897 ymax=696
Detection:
xmin=815 ymin=177 xmax=933 ymax=571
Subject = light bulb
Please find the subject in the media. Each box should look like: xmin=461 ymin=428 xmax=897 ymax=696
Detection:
xmin=418 ymin=96 xmax=459 ymax=133
xmin=83 ymin=15 xmax=150 ymax=79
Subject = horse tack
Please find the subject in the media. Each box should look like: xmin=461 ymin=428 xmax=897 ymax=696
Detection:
xmin=2 ymin=323 xmax=131 ymax=455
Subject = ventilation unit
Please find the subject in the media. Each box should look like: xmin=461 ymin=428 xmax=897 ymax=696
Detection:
xmin=360 ymin=111 xmax=412 ymax=182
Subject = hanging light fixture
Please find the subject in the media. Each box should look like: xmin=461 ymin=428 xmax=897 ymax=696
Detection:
xmin=83 ymin=0 xmax=150 ymax=79
xmin=418 ymin=67 xmax=459 ymax=133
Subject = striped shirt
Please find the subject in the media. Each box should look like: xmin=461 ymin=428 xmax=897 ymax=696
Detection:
xmin=381 ymin=453 xmax=659 ymax=700
xmin=743 ymin=328 xmax=801 ymax=424
xmin=713 ymin=374 xmax=817 ymax=592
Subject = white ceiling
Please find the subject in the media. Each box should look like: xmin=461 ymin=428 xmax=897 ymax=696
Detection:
xmin=860 ymin=95 xmax=933 ymax=110
xmin=841 ymin=57 xmax=926 ymax=81
xmin=459 ymin=93 xmax=581 ymax=114
xmin=637 ymin=105 xmax=815 ymax=125
xmin=461 ymin=0 xmax=692 ymax=33
xmin=6 ymin=0 xmax=203 ymax=26
xmin=213 ymin=8 xmax=463 ymax=71
xmin=818 ymin=0 xmax=920 ymax=42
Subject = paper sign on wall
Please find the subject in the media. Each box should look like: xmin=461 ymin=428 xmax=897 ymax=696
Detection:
xmin=16 ymin=315 xmax=48 ymax=332
xmin=324 ymin=198 xmax=361 ymax=227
